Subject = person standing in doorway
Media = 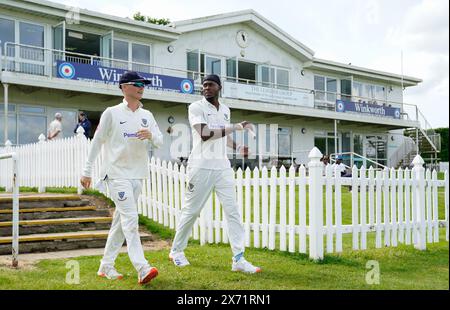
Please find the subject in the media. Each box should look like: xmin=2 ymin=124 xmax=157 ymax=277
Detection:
xmin=80 ymin=71 xmax=163 ymax=285
xmin=47 ymin=112 xmax=63 ymax=140
xmin=74 ymin=111 xmax=92 ymax=139
xmin=169 ymin=74 xmax=261 ymax=274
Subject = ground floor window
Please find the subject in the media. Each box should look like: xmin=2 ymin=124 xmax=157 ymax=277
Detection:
xmin=18 ymin=114 xmax=47 ymax=144
xmin=314 ymin=131 xmax=340 ymax=157
xmin=364 ymin=135 xmax=387 ymax=167
xmin=1 ymin=103 xmax=78 ymax=145
xmin=314 ymin=132 xmax=387 ymax=167
xmin=0 ymin=114 xmax=17 ymax=145
xmin=278 ymin=127 xmax=292 ymax=157
xmin=228 ymin=124 xmax=292 ymax=169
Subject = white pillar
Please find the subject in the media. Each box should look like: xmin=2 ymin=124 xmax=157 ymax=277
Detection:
xmin=3 ymin=83 xmax=9 ymax=145
xmin=38 ymin=134 xmax=46 ymax=193
xmin=5 ymin=140 xmax=12 ymax=192
xmin=334 ymin=119 xmax=338 ymax=156
xmin=76 ymin=126 xmax=85 ymax=195
xmin=308 ymin=147 xmax=324 ymax=260
xmin=412 ymin=154 xmax=426 ymax=250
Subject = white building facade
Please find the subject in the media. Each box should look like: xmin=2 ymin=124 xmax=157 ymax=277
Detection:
xmin=0 ymin=0 xmax=440 ymax=169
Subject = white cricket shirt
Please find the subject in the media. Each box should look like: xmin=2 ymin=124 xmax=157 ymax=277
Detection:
xmin=188 ymin=97 xmax=231 ymax=170
xmin=82 ymin=100 xmax=163 ymax=179
xmin=332 ymin=163 xmax=347 ymax=176
xmin=48 ymin=119 xmax=63 ymax=140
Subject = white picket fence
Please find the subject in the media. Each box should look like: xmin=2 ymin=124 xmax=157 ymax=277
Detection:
xmin=140 ymin=149 xmax=449 ymax=260
xmin=0 ymin=131 xmax=104 ymax=194
xmin=0 ymin=134 xmax=448 ymax=260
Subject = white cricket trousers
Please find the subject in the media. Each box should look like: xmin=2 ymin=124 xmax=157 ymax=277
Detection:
xmin=100 ymin=179 xmax=149 ymax=272
xmin=171 ymin=167 xmax=245 ymax=256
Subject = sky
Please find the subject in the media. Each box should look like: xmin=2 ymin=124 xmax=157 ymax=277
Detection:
xmin=53 ymin=0 xmax=449 ymax=128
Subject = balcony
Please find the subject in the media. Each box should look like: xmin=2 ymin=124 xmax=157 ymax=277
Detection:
xmin=0 ymin=42 xmax=420 ymax=127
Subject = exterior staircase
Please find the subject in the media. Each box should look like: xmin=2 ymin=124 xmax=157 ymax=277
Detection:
xmin=388 ymin=107 xmax=441 ymax=169
xmin=392 ymin=136 xmax=417 ymax=169
xmin=0 ymin=194 xmax=152 ymax=255
xmin=403 ymin=127 xmax=441 ymax=168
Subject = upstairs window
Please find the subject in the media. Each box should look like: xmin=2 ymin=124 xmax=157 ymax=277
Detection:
xmin=0 ymin=18 xmax=15 ymax=55
xmin=18 ymin=21 xmax=45 ymax=74
xmin=111 ymin=40 xmax=151 ymax=72
xmin=132 ymin=43 xmax=151 ymax=72
xmin=353 ymin=82 xmax=386 ymax=104
xmin=187 ymin=50 xmax=200 ymax=81
xmin=259 ymin=65 xmax=289 ymax=89
xmin=187 ymin=51 xmax=222 ymax=82
xmin=314 ymin=75 xmax=337 ymax=103
xmin=276 ymin=68 xmax=289 ymax=89
xmin=187 ymin=50 xmax=290 ymax=89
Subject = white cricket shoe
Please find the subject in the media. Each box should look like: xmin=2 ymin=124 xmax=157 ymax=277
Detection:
xmin=169 ymin=251 xmax=190 ymax=267
xmin=232 ymin=257 xmax=262 ymax=273
xmin=138 ymin=265 xmax=158 ymax=285
xmin=97 ymin=265 xmax=123 ymax=280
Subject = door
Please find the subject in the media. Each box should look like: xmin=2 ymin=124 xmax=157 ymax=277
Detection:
xmin=187 ymin=49 xmax=200 ymax=82
xmin=278 ymin=127 xmax=292 ymax=167
xmin=342 ymin=131 xmax=351 ymax=166
xmin=100 ymin=30 xmax=114 ymax=66
xmin=226 ymin=56 xmax=238 ymax=82
xmin=52 ymin=21 xmax=65 ymax=76
xmin=364 ymin=135 xmax=387 ymax=167
xmin=204 ymin=54 xmax=221 ymax=76
xmin=340 ymin=77 xmax=352 ymax=102
xmin=52 ymin=21 xmax=65 ymax=52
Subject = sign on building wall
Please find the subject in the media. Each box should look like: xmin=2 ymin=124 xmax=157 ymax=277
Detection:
xmin=56 ymin=61 xmax=194 ymax=94
xmin=222 ymin=81 xmax=314 ymax=108
xmin=335 ymin=99 xmax=401 ymax=119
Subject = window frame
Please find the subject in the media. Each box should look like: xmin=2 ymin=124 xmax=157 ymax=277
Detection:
xmin=352 ymin=81 xmax=387 ymax=104
xmin=112 ymin=37 xmax=152 ymax=70
xmin=185 ymin=49 xmax=291 ymax=89
xmin=0 ymin=16 xmax=15 ymax=54
xmin=258 ymin=64 xmax=290 ymax=89
xmin=314 ymin=74 xmax=338 ymax=104
xmin=0 ymin=14 xmax=47 ymax=73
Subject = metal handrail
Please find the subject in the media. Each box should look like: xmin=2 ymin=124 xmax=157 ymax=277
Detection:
xmin=0 ymin=152 xmax=19 ymax=267
xmin=330 ymin=152 xmax=388 ymax=170
xmin=389 ymin=136 xmax=416 ymax=168
xmin=417 ymin=109 xmax=440 ymax=152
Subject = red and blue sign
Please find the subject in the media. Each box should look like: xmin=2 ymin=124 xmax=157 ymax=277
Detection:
xmin=56 ymin=61 xmax=194 ymax=94
xmin=58 ymin=62 xmax=75 ymax=79
xmin=180 ymin=79 xmax=193 ymax=94
xmin=336 ymin=99 xmax=401 ymax=119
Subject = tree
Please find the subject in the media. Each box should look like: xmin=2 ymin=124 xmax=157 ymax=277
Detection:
xmin=435 ymin=127 xmax=449 ymax=162
xmin=133 ymin=12 xmax=171 ymax=26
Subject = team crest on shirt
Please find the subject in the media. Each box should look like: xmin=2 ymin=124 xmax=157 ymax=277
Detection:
xmin=118 ymin=192 xmax=127 ymax=201
xmin=141 ymin=118 xmax=149 ymax=128
xmin=187 ymin=183 xmax=195 ymax=192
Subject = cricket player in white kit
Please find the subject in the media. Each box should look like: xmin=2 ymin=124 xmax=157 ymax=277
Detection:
xmin=169 ymin=74 xmax=261 ymax=273
xmin=80 ymin=71 xmax=163 ymax=285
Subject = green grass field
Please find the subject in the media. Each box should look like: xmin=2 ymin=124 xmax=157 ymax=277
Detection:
xmin=0 ymin=220 xmax=448 ymax=290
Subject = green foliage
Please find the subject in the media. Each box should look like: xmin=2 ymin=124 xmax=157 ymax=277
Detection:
xmin=435 ymin=127 xmax=449 ymax=162
xmin=132 ymin=12 xmax=171 ymax=25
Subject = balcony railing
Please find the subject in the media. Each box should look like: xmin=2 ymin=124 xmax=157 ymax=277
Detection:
xmin=1 ymin=42 xmax=420 ymax=122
